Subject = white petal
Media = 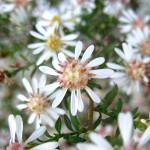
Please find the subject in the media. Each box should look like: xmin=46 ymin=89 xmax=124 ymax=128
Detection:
xmin=22 ymin=78 xmax=33 ymax=94
xmin=39 ymin=66 xmax=59 ymax=76
xmin=86 ymin=57 xmax=105 ymax=68
xmin=16 ymin=104 xmax=27 ymax=110
xmin=118 ymin=112 xmax=133 ymax=146
xmin=28 ymin=43 xmax=45 ymax=49
xmin=25 ymin=126 xmax=46 ymax=144
xmin=115 ymin=48 xmax=128 ymax=62
xmin=90 ymin=133 xmax=113 ymax=150
xmin=58 ymin=52 xmax=66 ymax=62
xmin=52 ymin=60 xmax=61 ymax=71
xmin=75 ymin=41 xmax=82 ymax=60
xmin=81 ymin=45 xmax=94 ymax=63
xmin=61 ymin=34 xmax=78 ymax=41
xmin=30 ymin=31 xmax=47 ymax=40
xmin=8 ymin=115 xmax=16 ymax=143
xmin=42 ymin=82 xmax=60 ymax=93
xmin=122 ymin=43 xmax=133 ymax=61
xmin=15 ymin=115 xmax=23 ymax=143
xmin=39 ymin=75 xmax=46 ymax=88
xmin=52 ymin=88 xmax=68 ymax=108
xmin=89 ymin=69 xmax=114 ymax=79
xmin=36 ymin=24 xmax=47 ymax=36
xmin=77 ymin=89 xmax=84 ymax=112
xmin=85 ymin=86 xmax=101 ymax=103
xmin=28 ymin=113 xmax=37 ymax=124
xmin=107 ymin=62 xmax=125 ymax=70
xmin=77 ymin=143 xmax=99 ymax=150
xmin=71 ymin=90 xmax=78 ymax=116
xmin=33 ymin=46 xmax=45 ymax=55
xmin=62 ymin=49 xmax=74 ymax=58
xmin=139 ymin=127 xmax=150 ymax=146
xmin=32 ymin=77 xmax=38 ymax=93
xmin=30 ymin=142 xmax=58 ymax=150
xmin=110 ymin=72 xmax=126 ymax=78
xmin=17 ymin=94 xmax=29 ymax=101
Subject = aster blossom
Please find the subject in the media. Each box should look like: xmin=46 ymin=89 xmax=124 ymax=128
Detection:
xmin=6 ymin=114 xmax=58 ymax=150
xmin=17 ymin=75 xmax=65 ymax=128
xmin=119 ymin=9 xmax=149 ymax=33
xmin=39 ymin=41 xmax=114 ymax=116
xmin=77 ymin=112 xmax=150 ymax=150
xmin=107 ymin=43 xmax=149 ymax=95
xmin=127 ymin=26 xmax=150 ymax=56
xmin=28 ymin=23 xmax=78 ymax=65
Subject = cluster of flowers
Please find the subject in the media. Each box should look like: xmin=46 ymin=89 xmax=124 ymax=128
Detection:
xmin=0 ymin=0 xmax=149 ymax=149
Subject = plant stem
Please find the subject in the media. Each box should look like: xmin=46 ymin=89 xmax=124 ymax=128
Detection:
xmin=88 ymin=99 xmax=94 ymax=129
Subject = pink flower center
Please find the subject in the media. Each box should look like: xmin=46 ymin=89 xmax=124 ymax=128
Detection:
xmin=57 ymin=59 xmax=92 ymax=89
xmin=132 ymin=17 xmax=145 ymax=29
xmin=15 ymin=0 xmax=30 ymax=7
xmin=126 ymin=59 xmax=145 ymax=81
xmin=6 ymin=143 xmax=24 ymax=150
xmin=140 ymin=39 xmax=150 ymax=56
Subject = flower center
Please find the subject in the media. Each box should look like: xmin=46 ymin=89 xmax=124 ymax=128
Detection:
xmin=51 ymin=15 xmax=61 ymax=25
xmin=132 ymin=17 xmax=145 ymax=29
xmin=140 ymin=39 xmax=150 ymax=56
xmin=126 ymin=59 xmax=145 ymax=80
xmin=58 ymin=60 xmax=91 ymax=89
xmin=27 ymin=91 xmax=48 ymax=114
xmin=15 ymin=0 xmax=29 ymax=7
xmin=46 ymin=35 xmax=61 ymax=51
xmin=6 ymin=142 xmax=25 ymax=150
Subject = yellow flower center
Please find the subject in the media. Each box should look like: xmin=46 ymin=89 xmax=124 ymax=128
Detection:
xmin=126 ymin=59 xmax=145 ymax=81
xmin=51 ymin=15 xmax=61 ymax=25
xmin=140 ymin=39 xmax=150 ymax=56
xmin=46 ymin=35 xmax=61 ymax=51
xmin=58 ymin=60 xmax=92 ymax=89
xmin=27 ymin=92 xmax=48 ymax=114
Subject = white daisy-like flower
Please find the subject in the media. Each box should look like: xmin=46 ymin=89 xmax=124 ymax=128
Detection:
xmin=77 ymin=112 xmax=150 ymax=150
xmin=6 ymin=114 xmax=58 ymax=150
xmin=0 ymin=0 xmax=31 ymax=13
xmin=28 ymin=23 xmax=78 ymax=65
xmin=107 ymin=43 xmax=149 ymax=95
xmin=119 ymin=9 xmax=149 ymax=33
xmin=127 ymin=27 xmax=150 ymax=56
xmin=77 ymin=132 xmax=113 ymax=150
xmin=103 ymin=0 xmax=130 ymax=16
xmin=39 ymin=41 xmax=114 ymax=116
xmin=118 ymin=112 xmax=150 ymax=149
xmin=17 ymin=75 xmax=65 ymax=128
xmin=37 ymin=7 xmax=78 ymax=31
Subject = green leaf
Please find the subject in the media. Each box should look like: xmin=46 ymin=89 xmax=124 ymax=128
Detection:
xmin=55 ymin=117 xmax=61 ymax=133
xmin=65 ymin=135 xmax=86 ymax=143
xmin=93 ymin=115 xmax=101 ymax=130
xmin=64 ymin=115 xmax=74 ymax=131
xmin=135 ymin=121 xmax=147 ymax=131
xmin=117 ymin=98 xmax=122 ymax=112
xmin=70 ymin=114 xmax=80 ymax=131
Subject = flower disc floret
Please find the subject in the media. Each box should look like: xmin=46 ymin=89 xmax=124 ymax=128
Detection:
xmin=140 ymin=39 xmax=150 ymax=56
xmin=58 ymin=59 xmax=91 ymax=89
xmin=126 ymin=59 xmax=145 ymax=81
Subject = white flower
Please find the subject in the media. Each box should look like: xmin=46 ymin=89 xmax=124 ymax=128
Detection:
xmin=107 ymin=43 xmax=149 ymax=95
xmin=77 ymin=132 xmax=113 ymax=150
xmin=0 ymin=0 xmax=31 ymax=13
xmin=127 ymin=26 xmax=150 ymax=56
xmin=119 ymin=9 xmax=149 ymax=33
xmin=6 ymin=114 xmax=58 ymax=150
xmin=39 ymin=41 xmax=114 ymax=116
xmin=17 ymin=75 xmax=65 ymax=128
xmin=28 ymin=23 xmax=78 ymax=65
xmin=118 ymin=112 xmax=150 ymax=149
xmin=103 ymin=0 xmax=130 ymax=16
